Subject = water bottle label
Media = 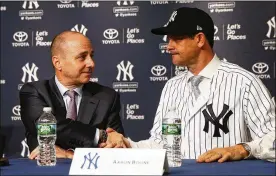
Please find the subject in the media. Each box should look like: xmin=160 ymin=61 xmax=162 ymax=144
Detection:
xmin=37 ymin=124 xmax=56 ymax=136
xmin=162 ymin=124 xmax=181 ymax=135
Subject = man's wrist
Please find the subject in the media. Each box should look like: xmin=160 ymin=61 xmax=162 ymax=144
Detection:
xmin=65 ymin=150 xmax=74 ymax=158
xmin=237 ymin=144 xmax=250 ymax=159
xmin=98 ymin=129 xmax=108 ymax=145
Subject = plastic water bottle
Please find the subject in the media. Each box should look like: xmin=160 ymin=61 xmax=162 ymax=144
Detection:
xmin=162 ymin=110 xmax=182 ymax=167
xmin=37 ymin=107 xmax=57 ymax=166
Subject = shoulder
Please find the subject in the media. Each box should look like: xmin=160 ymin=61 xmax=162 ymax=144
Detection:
xmin=218 ymin=61 xmax=258 ymax=84
xmin=84 ymin=81 xmax=118 ymax=97
xmin=20 ymin=80 xmax=49 ymax=93
xmin=165 ymin=70 xmax=188 ymax=86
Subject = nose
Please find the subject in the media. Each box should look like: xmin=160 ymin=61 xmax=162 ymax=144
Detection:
xmin=86 ymin=57 xmax=95 ymax=69
xmin=166 ymin=39 xmax=174 ymax=52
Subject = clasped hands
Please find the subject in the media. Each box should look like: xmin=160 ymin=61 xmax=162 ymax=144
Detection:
xmin=98 ymin=128 xmax=130 ymax=148
xmin=29 ymin=128 xmax=129 ymax=160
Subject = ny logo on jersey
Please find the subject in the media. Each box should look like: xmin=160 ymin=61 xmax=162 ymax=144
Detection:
xmin=202 ymin=104 xmax=233 ymax=137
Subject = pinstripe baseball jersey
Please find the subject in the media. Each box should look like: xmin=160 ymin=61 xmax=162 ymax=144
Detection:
xmin=149 ymin=55 xmax=275 ymax=159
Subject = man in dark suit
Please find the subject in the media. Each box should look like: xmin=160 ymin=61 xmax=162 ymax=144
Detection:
xmin=20 ymin=31 xmax=125 ymax=159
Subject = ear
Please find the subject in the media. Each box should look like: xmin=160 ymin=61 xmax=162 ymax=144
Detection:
xmin=195 ymin=33 xmax=205 ymax=48
xmin=52 ymin=56 xmax=62 ymax=71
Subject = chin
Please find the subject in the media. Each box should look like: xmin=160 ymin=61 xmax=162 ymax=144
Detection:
xmin=80 ymin=77 xmax=90 ymax=84
xmin=172 ymin=57 xmax=187 ymax=67
xmin=172 ymin=59 xmax=181 ymax=66
xmin=172 ymin=56 xmax=180 ymax=64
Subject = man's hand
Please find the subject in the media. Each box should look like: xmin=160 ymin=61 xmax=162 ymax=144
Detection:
xmin=197 ymin=145 xmax=249 ymax=163
xmin=29 ymin=145 xmax=74 ymax=160
xmin=106 ymin=129 xmax=126 ymax=148
xmin=99 ymin=137 xmax=131 ymax=148
xmin=105 ymin=128 xmax=131 ymax=148
xmin=123 ymin=137 xmax=131 ymax=148
xmin=55 ymin=145 xmax=74 ymax=159
xmin=29 ymin=147 xmax=39 ymax=160
xmin=98 ymin=128 xmax=126 ymax=148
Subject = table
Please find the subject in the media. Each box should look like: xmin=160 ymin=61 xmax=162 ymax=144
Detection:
xmin=1 ymin=158 xmax=275 ymax=175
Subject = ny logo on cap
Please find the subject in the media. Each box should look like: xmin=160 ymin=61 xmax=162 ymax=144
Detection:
xmin=164 ymin=11 xmax=177 ymax=27
xmin=197 ymin=25 xmax=203 ymax=31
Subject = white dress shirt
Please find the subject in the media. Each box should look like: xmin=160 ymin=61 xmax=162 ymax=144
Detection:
xmin=55 ymin=76 xmax=83 ymax=114
xmin=55 ymin=76 xmax=99 ymax=146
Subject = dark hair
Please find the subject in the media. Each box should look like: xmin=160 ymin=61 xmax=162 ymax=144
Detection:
xmin=186 ymin=31 xmax=214 ymax=48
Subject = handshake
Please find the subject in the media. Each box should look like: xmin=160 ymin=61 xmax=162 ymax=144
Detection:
xmin=98 ymin=128 xmax=130 ymax=148
xmin=29 ymin=128 xmax=129 ymax=160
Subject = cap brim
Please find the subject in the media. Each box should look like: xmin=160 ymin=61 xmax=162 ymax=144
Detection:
xmin=151 ymin=26 xmax=193 ymax=36
xmin=151 ymin=27 xmax=169 ymax=35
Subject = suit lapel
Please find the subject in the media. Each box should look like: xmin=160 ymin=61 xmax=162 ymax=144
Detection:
xmin=78 ymin=84 xmax=99 ymax=124
xmin=48 ymin=77 xmax=66 ymax=122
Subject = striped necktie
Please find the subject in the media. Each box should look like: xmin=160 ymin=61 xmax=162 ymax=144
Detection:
xmin=190 ymin=75 xmax=204 ymax=100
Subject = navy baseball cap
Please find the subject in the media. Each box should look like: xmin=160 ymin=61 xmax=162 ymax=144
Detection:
xmin=151 ymin=7 xmax=214 ymax=36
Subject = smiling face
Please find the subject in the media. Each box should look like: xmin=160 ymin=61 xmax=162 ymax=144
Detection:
xmin=52 ymin=32 xmax=95 ymax=87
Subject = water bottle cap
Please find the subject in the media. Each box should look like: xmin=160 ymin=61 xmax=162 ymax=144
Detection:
xmin=43 ymin=107 xmax=52 ymax=112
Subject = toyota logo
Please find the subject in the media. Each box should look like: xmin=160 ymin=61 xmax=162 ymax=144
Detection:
xmin=252 ymin=62 xmax=269 ymax=74
xmin=13 ymin=31 xmax=28 ymax=42
xmin=12 ymin=105 xmax=21 ymax=116
xmin=151 ymin=65 xmax=166 ymax=76
xmin=103 ymin=29 xmax=118 ymax=40
xmin=60 ymin=0 xmax=72 ymax=3
xmin=214 ymin=25 xmax=218 ymax=35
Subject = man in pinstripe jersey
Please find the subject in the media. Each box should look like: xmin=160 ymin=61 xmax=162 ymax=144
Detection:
xmin=106 ymin=7 xmax=276 ymax=162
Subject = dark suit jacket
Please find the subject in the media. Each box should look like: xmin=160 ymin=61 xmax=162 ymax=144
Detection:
xmin=19 ymin=77 xmax=124 ymax=152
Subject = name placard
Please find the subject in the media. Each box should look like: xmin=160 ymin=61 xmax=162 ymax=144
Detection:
xmin=69 ymin=148 xmax=167 ymax=175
